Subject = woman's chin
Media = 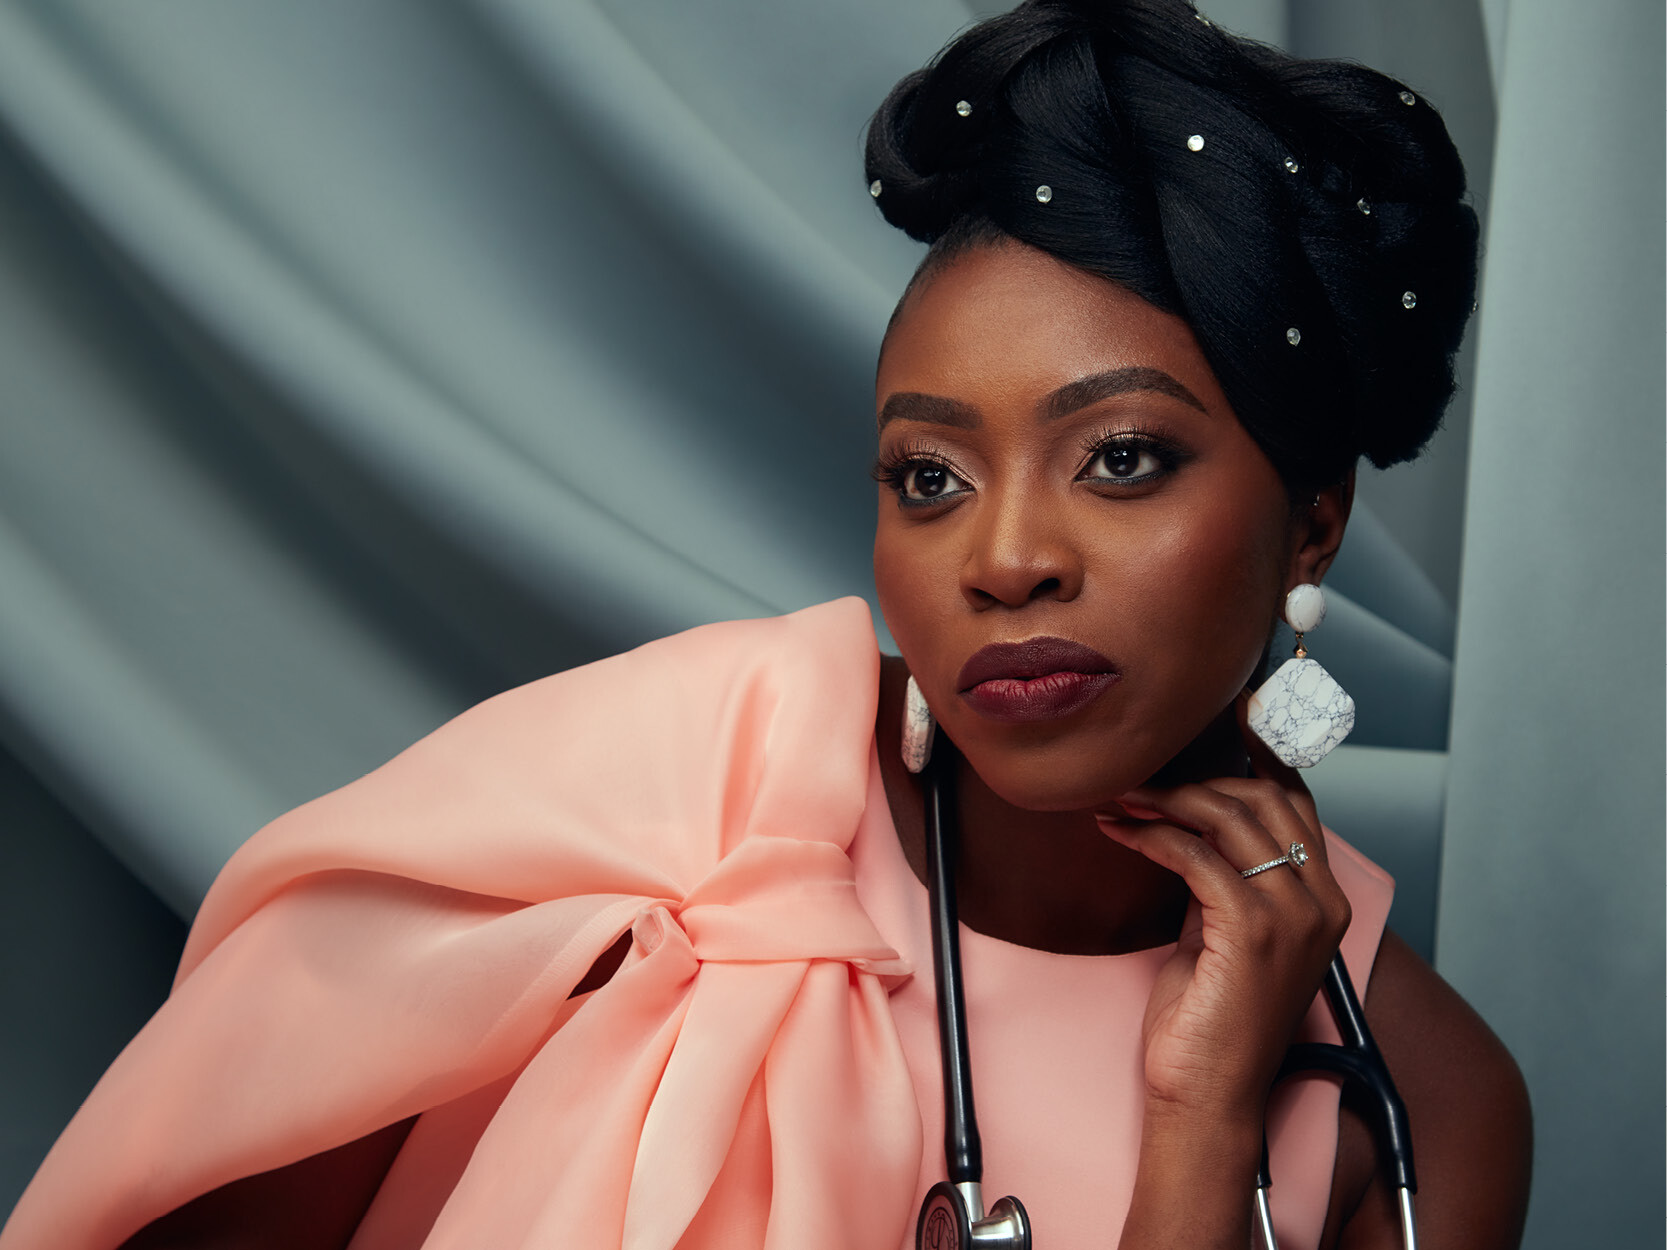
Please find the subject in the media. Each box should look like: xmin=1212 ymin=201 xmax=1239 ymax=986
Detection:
xmin=950 ymin=715 xmax=1243 ymax=814
xmin=955 ymin=745 xmax=1158 ymax=815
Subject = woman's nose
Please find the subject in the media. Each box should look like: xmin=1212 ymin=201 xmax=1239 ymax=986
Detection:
xmin=959 ymin=493 xmax=1084 ymax=609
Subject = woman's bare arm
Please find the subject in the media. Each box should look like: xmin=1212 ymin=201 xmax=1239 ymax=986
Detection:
xmin=1327 ymin=929 xmax=1532 ymax=1250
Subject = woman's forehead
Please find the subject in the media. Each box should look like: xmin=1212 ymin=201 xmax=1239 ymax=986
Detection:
xmin=877 ymin=242 xmax=1230 ymax=417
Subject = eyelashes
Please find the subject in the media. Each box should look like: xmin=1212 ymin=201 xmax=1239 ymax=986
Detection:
xmin=872 ymin=426 xmax=1191 ymax=507
xmin=1075 ymin=426 xmax=1191 ymax=485
xmin=870 ymin=439 xmax=969 ymax=505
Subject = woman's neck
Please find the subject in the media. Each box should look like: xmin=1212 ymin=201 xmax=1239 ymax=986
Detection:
xmin=876 ymin=655 xmax=1241 ymax=956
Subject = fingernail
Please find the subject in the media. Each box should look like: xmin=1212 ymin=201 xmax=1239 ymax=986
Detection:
xmin=1115 ymin=792 xmax=1164 ymax=820
xmin=1098 ymin=801 xmax=1162 ymax=827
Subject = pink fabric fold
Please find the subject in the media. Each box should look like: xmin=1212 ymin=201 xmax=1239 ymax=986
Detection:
xmin=2 ymin=597 xmax=923 ymax=1250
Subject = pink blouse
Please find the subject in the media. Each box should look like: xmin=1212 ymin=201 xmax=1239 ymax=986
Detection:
xmin=847 ymin=743 xmax=1391 ymax=1250
xmin=1 ymin=598 xmax=1390 ymax=1250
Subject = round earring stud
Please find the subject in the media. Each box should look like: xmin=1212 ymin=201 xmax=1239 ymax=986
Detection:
xmin=1284 ymin=583 xmax=1327 ymax=635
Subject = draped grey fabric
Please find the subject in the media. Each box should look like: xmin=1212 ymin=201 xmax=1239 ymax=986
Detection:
xmin=1437 ymin=1 xmax=1665 ymax=1245
xmin=0 ymin=1 xmax=1658 ymax=1244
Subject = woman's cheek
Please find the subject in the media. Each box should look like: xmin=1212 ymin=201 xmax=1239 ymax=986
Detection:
xmin=1137 ymin=512 xmax=1282 ymax=699
xmin=874 ymin=535 xmax=950 ymax=659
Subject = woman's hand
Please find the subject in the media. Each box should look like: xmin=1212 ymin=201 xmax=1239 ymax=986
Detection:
xmin=1099 ymin=691 xmax=1353 ymax=1249
xmin=1098 ymin=691 xmax=1351 ymax=1118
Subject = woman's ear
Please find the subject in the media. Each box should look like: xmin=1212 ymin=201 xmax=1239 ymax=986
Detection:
xmin=1287 ymin=466 xmax=1355 ymax=588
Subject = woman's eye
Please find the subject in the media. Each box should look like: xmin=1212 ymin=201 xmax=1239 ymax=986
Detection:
xmin=1083 ymin=441 xmax=1164 ymax=482
xmin=900 ymin=462 xmax=967 ymax=501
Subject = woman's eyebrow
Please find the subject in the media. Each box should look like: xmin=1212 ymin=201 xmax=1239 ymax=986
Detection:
xmin=876 ymin=393 xmax=982 ymax=430
xmin=1041 ymin=367 xmax=1208 ymax=421
xmin=878 ymin=368 xmax=1207 ymax=430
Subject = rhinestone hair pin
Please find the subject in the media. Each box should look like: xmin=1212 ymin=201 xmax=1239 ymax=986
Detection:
xmin=955 ymin=99 xmax=972 ymax=117
xmin=869 ymin=179 xmax=882 ymax=198
xmin=1187 ymin=134 xmax=1205 ymax=151
xmin=1035 ymin=184 xmax=1053 ymax=203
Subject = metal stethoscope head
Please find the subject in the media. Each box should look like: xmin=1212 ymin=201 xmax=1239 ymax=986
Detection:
xmin=914 ymin=734 xmax=1418 ymax=1250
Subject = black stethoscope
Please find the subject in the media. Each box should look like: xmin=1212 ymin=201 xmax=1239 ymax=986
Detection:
xmin=912 ymin=736 xmax=1420 ymax=1250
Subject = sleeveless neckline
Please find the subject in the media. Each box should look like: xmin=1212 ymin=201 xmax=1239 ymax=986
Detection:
xmin=858 ymin=748 xmax=1181 ymax=964
xmin=849 ymin=738 xmax=1392 ymax=1250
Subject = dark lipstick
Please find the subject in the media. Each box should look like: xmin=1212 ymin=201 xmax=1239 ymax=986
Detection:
xmin=956 ymin=638 xmax=1120 ymax=723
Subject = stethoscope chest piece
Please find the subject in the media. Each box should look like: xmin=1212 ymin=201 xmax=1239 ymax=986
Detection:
xmin=907 ymin=718 xmax=1417 ymax=1250
xmin=916 ymin=1180 xmax=1030 ymax=1250
xmin=917 ymin=1181 xmax=969 ymax=1250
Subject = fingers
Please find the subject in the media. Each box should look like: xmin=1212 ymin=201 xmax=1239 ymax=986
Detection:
xmin=1093 ymin=692 xmax=1353 ymax=943
xmin=1103 ymin=776 xmax=1351 ymax=938
xmin=1096 ymin=812 xmax=1257 ymax=916
xmin=1203 ymin=777 xmax=1351 ymax=932
xmin=1117 ymin=780 xmax=1297 ymax=877
xmin=1199 ymin=776 xmax=1331 ymax=875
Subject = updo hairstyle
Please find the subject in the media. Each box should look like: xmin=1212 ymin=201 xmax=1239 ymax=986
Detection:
xmin=865 ymin=0 xmax=1479 ymax=494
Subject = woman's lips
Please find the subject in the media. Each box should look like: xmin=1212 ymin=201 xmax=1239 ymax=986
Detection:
xmin=956 ymin=638 xmax=1121 ymax=723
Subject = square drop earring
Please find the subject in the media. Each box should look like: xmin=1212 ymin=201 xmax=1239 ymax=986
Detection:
xmin=1247 ymin=584 xmax=1356 ymax=768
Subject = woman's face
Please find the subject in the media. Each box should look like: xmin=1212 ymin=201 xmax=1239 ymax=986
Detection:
xmin=874 ymin=241 xmax=1328 ymax=812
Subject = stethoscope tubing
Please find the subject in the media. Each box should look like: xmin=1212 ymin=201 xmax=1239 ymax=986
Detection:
xmin=923 ymin=737 xmax=981 ymax=1186
xmin=918 ymin=740 xmax=1031 ymax=1249
xmin=1260 ymin=954 xmax=1419 ymax=1250
xmin=917 ymin=736 xmax=1418 ymax=1250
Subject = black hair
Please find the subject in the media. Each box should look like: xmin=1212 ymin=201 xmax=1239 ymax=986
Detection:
xmin=864 ymin=0 xmax=1479 ymax=493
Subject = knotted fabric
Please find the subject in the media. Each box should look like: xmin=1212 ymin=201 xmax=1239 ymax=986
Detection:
xmin=3 ymin=598 xmax=922 ymax=1250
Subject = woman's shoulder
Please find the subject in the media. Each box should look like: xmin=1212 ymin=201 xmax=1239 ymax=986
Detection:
xmin=515 ymin=597 xmax=879 ymax=697
xmin=182 ymin=597 xmax=886 ymax=971
xmin=423 ymin=596 xmax=882 ymax=754
xmin=426 ymin=593 xmax=885 ymax=814
xmin=285 ymin=594 xmax=883 ymax=835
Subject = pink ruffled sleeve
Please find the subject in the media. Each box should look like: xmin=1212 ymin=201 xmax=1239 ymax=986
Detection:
xmin=1 ymin=597 xmax=922 ymax=1250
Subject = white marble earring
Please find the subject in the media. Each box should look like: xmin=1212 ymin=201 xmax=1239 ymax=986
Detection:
xmin=1247 ymin=584 xmax=1356 ymax=768
xmin=902 ymin=675 xmax=936 ymax=774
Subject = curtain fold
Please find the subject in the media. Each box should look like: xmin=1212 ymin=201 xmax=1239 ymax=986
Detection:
xmin=1436 ymin=2 xmax=1664 ymax=1246
xmin=0 ymin=3 xmax=784 ymax=646
xmin=2 ymin=0 xmax=1575 ymax=1230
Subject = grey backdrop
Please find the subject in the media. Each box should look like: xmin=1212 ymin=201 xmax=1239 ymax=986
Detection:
xmin=0 ymin=1 xmax=1659 ymax=1245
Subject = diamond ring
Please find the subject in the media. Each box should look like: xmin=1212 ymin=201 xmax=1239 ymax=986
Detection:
xmin=1240 ymin=842 xmax=1310 ymax=879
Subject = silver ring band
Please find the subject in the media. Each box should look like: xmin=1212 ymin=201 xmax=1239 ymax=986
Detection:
xmin=1240 ymin=841 xmax=1310 ymax=879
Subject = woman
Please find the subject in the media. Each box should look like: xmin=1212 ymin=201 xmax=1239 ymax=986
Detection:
xmin=2 ymin=2 xmax=1530 ymax=1247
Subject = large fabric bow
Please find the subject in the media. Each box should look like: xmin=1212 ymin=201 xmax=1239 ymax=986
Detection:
xmin=2 ymin=598 xmax=921 ymax=1250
